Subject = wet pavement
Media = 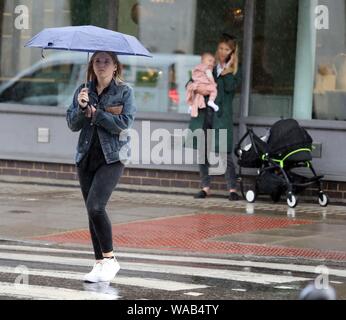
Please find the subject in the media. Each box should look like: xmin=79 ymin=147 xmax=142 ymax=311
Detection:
xmin=0 ymin=178 xmax=345 ymax=300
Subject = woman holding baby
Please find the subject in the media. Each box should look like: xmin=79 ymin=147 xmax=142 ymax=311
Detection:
xmin=187 ymin=33 xmax=242 ymax=201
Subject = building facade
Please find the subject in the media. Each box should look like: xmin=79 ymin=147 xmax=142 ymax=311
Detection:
xmin=0 ymin=0 xmax=345 ymax=200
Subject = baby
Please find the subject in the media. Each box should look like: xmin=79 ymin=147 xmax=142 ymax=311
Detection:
xmin=186 ymin=52 xmax=219 ymax=118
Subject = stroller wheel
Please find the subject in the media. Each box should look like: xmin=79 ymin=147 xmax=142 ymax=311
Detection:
xmin=287 ymin=193 xmax=298 ymax=208
xmin=246 ymin=190 xmax=256 ymax=203
xmin=318 ymin=192 xmax=329 ymax=207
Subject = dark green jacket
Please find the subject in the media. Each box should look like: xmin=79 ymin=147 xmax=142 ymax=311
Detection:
xmin=186 ymin=67 xmax=241 ymax=154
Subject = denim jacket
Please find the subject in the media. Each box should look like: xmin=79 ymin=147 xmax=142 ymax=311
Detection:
xmin=66 ymin=79 xmax=137 ymax=165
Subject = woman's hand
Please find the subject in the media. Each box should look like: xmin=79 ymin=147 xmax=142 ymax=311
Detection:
xmin=77 ymin=88 xmax=89 ymax=109
xmin=221 ymin=53 xmax=237 ymax=76
xmin=85 ymin=105 xmax=97 ymax=118
xmin=90 ymin=106 xmax=97 ymax=118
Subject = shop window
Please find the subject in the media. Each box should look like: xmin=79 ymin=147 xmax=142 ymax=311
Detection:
xmin=0 ymin=63 xmax=78 ymax=106
xmin=313 ymin=0 xmax=346 ymax=121
xmin=119 ymin=0 xmax=245 ymax=114
xmin=250 ymin=0 xmax=298 ymax=118
xmin=0 ymin=0 xmax=244 ymax=114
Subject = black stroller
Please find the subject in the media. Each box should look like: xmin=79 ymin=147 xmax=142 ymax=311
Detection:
xmin=235 ymin=119 xmax=329 ymax=208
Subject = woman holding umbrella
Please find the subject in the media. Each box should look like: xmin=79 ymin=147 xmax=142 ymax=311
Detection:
xmin=25 ymin=26 xmax=150 ymax=284
xmin=66 ymin=51 xmax=136 ymax=283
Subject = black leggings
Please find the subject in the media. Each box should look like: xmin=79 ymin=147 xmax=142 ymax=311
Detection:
xmin=77 ymin=161 xmax=124 ymax=260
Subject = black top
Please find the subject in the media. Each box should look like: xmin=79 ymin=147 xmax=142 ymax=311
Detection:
xmin=78 ymin=81 xmax=111 ymax=172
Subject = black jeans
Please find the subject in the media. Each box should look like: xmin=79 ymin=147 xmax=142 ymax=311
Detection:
xmin=199 ymin=106 xmax=237 ymax=190
xmin=77 ymin=161 xmax=124 ymax=260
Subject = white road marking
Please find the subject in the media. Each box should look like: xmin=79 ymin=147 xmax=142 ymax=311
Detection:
xmin=0 ymin=282 xmax=119 ymax=300
xmin=184 ymin=292 xmax=204 ymax=297
xmin=0 ymin=252 xmax=311 ymax=285
xmin=1 ymin=244 xmax=345 ymax=277
xmin=231 ymin=288 xmax=247 ymax=292
xmin=0 ymin=244 xmax=86 ymax=255
xmin=330 ymin=281 xmax=343 ymax=284
xmin=274 ymin=286 xmax=296 ymax=290
xmin=122 ymin=262 xmax=311 ymax=284
xmin=0 ymin=265 xmax=208 ymax=292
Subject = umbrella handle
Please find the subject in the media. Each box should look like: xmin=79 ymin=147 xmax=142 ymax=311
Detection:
xmin=84 ymin=52 xmax=90 ymax=88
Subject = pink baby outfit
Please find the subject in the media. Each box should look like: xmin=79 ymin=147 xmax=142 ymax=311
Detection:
xmin=186 ymin=63 xmax=218 ymax=118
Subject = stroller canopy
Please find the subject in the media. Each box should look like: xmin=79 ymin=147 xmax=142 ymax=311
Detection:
xmin=267 ymin=119 xmax=313 ymax=156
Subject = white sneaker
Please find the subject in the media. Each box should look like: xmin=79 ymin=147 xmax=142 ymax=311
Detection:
xmin=98 ymin=258 xmax=121 ymax=282
xmin=84 ymin=262 xmax=103 ymax=283
xmin=207 ymin=100 xmax=219 ymax=112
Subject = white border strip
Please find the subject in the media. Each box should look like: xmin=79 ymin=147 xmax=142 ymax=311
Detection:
xmin=0 ymin=282 xmax=119 ymax=300
xmin=1 ymin=244 xmax=345 ymax=277
xmin=0 ymin=266 xmax=207 ymax=292
xmin=0 ymin=252 xmax=310 ymax=285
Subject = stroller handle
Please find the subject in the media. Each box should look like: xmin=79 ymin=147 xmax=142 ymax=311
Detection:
xmin=235 ymin=128 xmax=270 ymax=158
xmin=234 ymin=128 xmax=255 ymax=157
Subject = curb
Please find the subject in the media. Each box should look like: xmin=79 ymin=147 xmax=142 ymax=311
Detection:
xmin=1 ymin=175 xmax=346 ymax=205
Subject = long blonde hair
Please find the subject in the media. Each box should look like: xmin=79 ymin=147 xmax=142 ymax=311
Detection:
xmin=87 ymin=51 xmax=124 ymax=84
xmin=215 ymin=34 xmax=239 ymax=75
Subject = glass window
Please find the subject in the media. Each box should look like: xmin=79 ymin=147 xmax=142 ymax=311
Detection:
xmin=313 ymin=0 xmax=346 ymax=121
xmin=0 ymin=62 xmax=81 ymax=106
xmin=119 ymin=0 xmax=245 ymax=114
xmin=249 ymin=0 xmax=298 ymax=118
xmin=0 ymin=0 xmax=245 ymax=114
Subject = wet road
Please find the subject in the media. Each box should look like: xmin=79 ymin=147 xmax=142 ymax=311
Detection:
xmin=0 ymin=241 xmax=345 ymax=300
xmin=0 ymin=180 xmax=346 ymax=300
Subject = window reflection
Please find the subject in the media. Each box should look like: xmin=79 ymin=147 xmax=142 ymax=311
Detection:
xmin=250 ymin=0 xmax=298 ymax=118
xmin=313 ymin=0 xmax=346 ymax=121
xmin=0 ymin=0 xmax=244 ymax=114
xmin=0 ymin=62 xmax=80 ymax=106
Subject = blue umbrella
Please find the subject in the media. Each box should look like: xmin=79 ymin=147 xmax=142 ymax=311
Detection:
xmin=25 ymin=25 xmax=152 ymax=57
xmin=25 ymin=25 xmax=152 ymax=88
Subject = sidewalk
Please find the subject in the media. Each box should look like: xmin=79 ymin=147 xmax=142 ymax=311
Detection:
xmin=1 ymin=175 xmax=346 ymax=266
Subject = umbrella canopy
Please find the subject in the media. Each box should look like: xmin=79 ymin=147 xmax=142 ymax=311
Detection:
xmin=24 ymin=25 xmax=152 ymax=57
xmin=25 ymin=25 xmax=151 ymax=88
